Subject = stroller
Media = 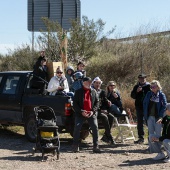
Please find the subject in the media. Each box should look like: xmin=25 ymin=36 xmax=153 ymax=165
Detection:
xmin=32 ymin=105 xmax=60 ymax=161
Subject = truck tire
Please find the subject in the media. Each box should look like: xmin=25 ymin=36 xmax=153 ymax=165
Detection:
xmin=24 ymin=115 xmax=36 ymax=142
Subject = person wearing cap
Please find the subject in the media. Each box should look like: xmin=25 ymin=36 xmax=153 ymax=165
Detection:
xmin=65 ymin=66 xmax=75 ymax=92
xmin=47 ymin=67 xmax=70 ymax=96
xmin=131 ymin=73 xmax=150 ymax=144
xmin=71 ymin=72 xmax=83 ymax=92
xmin=31 ymin=57 xmax=48 ymax=94
xmin=72 ymin=77 xmax=101 ymax=153
xmin=143 ymin=80 xmax=167 ymax=160
xmin=92 ymin=77 xmax=115 ymax=144
xmin=74 ymin=61 xmax=86 ymax=78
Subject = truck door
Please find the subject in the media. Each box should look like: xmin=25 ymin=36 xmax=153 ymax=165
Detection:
xmin=0 ymin=75 xmax=22 ymax=123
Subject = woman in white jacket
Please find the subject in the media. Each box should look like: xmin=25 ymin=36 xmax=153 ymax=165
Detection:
xmin=47 ymin=67 xmax=70 ymax=96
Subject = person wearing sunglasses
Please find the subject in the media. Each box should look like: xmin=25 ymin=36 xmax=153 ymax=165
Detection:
xmin=47 ymin=67 xmax=69 ymax=96
xmin=143 ymin=80 xmax=167 ymax=160
xmin=131 ymin=74 xmax=150 ymax=144
xmin=106 ymin=81 xmax=124 ymax=117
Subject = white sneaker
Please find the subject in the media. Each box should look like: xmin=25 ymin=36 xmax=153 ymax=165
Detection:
xmin=153 ymin=153 xmax=166 ymax=160
xmin=164 ymin=158 xmax=170 ymax=163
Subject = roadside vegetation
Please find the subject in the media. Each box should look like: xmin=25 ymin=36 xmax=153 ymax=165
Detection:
xmin=0 ymin=16 xmax=170 ymax=116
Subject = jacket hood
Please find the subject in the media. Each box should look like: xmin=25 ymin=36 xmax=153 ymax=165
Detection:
xmin=66 ymin=66 xmax=74 ymax=72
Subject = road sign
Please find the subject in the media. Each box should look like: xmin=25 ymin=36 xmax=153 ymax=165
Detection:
xmin=28 ymin=0 xmax=81 ymax=32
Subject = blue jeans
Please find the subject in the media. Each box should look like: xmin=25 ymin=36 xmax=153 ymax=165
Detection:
xmin=163 ymin=139 xmax=170 ymax=157
xmin=67 ymin=92 xmax=74 ymax=98
xmin=108 ymin=104 xmax=121 ymax=116
xmin=148 ymin=116 xmax=162 ymax=153
xmin=73 ymin=115 xmax=99 ymax=146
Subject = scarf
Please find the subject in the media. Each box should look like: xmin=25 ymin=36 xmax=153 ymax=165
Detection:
xmin=150 ymin=91 xmax=159 ymax=103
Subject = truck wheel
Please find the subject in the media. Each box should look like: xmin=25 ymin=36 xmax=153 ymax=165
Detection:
xmin=24 ymin=115 xmax=36 ymax=142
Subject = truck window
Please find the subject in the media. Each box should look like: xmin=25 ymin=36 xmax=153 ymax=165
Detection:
xmin=0 ymin=76 xmax=2 ymax=83
xmin=2 ymin=76 xmax=20 ymax=94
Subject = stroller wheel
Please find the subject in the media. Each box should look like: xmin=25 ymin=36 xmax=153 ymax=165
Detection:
xmin=41 ymin=150 xmax=45 ymax=162
xmin=57 ymin=154 xmax=59 ymax=160
xmin=32 ymin=147 xmax=36 ymax=156
xmin=56 ymin=148 xmax=59 ymax=160
xmin=52 ymin=150 xmax=56 ymax=156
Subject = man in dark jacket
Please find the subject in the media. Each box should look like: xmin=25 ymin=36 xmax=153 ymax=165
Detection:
xmin=72 ymin=77 xmax=101 ymax=153
xmin=131 ymin=74 xmax=150 ymax=144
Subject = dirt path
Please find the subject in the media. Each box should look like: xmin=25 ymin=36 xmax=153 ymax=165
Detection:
xmin=0 ymin=128 xmax=169 ymax=170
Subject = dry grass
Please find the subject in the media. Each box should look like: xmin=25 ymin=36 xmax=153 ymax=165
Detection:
xmin=86 ymin=31 xmax=170 ymax=111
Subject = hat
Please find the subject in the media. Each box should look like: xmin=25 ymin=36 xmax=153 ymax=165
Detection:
xmin=138 ymin=74 xmax=147 ymax=78
xmin=92 ymin=77 xmax=103 ymax=84
xmin=66 ymin=66 xmax=74 ymax=72
xmin=167 ymin=103 xmax=170 ymax=111
xmin=41 ymin=57 xmax=47 ymax=61
xmin=83 ymin=77 xmax=92 ymax=82
xmin=77 ymin=61 xmax=85 ymax=66
xmin=56 ymin=66 xmax=63 ymax=73
xmin=74 ymin=72 xmax=83 ymax=79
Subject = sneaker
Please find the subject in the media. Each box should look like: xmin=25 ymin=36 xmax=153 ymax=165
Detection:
xmin=93 ymin=145 xmax=101 ymax=153
xmin=144 ymin=148 xmax=150 ymax=154
xmin=72 ymin=145 xmax=79 ymax=153
xmin=134 ymin=138 xmax=144 ymax=144
xmin=163 ymin=158 xmax=170 ymax=163
xmin=153 ymin=153 xmax=166 ymax=160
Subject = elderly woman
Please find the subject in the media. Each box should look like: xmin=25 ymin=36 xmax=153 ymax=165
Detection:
xmin=47 ymin=67 xmax=74 ymax=97
xmin=143 ymin=80 xmax=167 ymax=160
xmin=106 ymin=81 xmax=124 ymax=116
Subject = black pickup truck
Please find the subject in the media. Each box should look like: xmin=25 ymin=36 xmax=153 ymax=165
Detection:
xmin=0 ymin=71 xmax=75 ymax=142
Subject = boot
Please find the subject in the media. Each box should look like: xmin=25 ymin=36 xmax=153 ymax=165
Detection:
xmin=108 ymin=135 xmax=116 ymax=145
xmin=101 ymin=134 xmax=109 ymax=143
xmin=93 ymin=145 xmax=101 ymax=153
xmin=71 ymin=144 xmax=79 ymax=153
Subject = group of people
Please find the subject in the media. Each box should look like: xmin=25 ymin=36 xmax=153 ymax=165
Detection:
xmin=32 ymin=50 xmax=170 ymax=162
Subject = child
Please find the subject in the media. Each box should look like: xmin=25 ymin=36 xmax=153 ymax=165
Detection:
xmin=65 ymin=66 xmax=74 ymax=92
xmin=150 ymin=103 xmax=170 ymax=162
xmin=74 ymin=61 xmax=86 ymax=78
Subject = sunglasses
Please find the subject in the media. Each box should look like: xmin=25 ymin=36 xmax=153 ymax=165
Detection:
xmin=109 ymin=85 xmax=115 ymax=87
xmin=150 ymin=85 xmax=157 ymax=89
xmin=57 ymin=72 xmax=63 ymax=74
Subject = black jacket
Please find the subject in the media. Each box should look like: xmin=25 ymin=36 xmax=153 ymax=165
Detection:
xmin=107 ymin=91 xmax=123 ymax=112
xmin=96 ymin=89 xmax=109 ymax=110
xmin=159 ymin=116 xmax=170 ymax=141
xmin=73 ymin=87 xmax=99 ymax=117
xmin=131 ymin=82 xmax=150 ymax=109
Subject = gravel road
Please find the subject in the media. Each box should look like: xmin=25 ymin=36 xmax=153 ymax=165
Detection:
xmin=0 ymin=127 xmax=169 ymax=170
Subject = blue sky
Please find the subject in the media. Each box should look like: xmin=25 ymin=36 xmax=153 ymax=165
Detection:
xmin=1 ymin=0 xmax=170 ymax=54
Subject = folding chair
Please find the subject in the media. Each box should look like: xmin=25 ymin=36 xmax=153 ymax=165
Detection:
xmin=113 ymin=111 xmax=137 ymax=143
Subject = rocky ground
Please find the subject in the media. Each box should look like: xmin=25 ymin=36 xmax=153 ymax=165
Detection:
xmin=0 ymin=127 xmax=169 ymax=170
